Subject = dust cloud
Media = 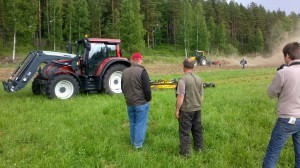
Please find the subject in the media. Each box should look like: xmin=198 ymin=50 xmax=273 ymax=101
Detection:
xmin=219 ymin=23 xmax=300 ymax=67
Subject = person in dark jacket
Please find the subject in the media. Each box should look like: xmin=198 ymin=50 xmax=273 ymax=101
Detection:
xmin=175 ymin=58 xmax=204 ymax=157
xmin=240 ymin=58 xmax=247 ymax=69
xmin=121 ymin=52 xmax=152 ymax=149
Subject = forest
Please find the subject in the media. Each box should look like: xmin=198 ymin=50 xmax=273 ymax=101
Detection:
xmin=0 ymin=0 xmax=299 ymax=58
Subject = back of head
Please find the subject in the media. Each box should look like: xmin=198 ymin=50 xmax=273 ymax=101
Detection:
xmin=131 ymin=52 xmax=143 ymax=61
xmin=183 ymin=58 xmax=195 ymax=69
xmin=282 ymin=42 xmax=300 ymax=60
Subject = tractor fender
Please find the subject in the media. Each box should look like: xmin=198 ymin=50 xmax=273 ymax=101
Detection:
xmin=95 ymin=57 xmax=130 ymax=77
xmin=94 ymin=57 xmax=130 ymax=89
xmin=40 ymin=64 xmax=81 ymax=86
xmin=41 ymin=63 xmax=76 ymax=78
xmin=49 ymin=70 xmax=81 ymax=87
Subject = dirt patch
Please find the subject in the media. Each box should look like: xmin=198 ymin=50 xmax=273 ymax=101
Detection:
xmin=0 ymin=58 xmax=279 ymax=81
xmin=0 ymin=68 xmax=14 ymax=81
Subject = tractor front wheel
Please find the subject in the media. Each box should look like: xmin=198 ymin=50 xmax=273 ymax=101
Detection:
xmin=46 ymin=75 xmax=79 ymax=99
xmin=102 ymin=64 xmax=127 ymax=94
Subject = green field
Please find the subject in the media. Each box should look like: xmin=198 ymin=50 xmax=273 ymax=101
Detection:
xmin=0 ymin=66 xmax=296 ymax=167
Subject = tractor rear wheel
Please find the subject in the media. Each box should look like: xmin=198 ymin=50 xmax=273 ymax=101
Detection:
xmin=199 ymin=57 xmax=207 ymax=66
xmin=102 ymin=64 xmax=127 ymax=94
xmin=46 ymin=75 xmax=79 ymax=99
xmin=32 ymin=78 xmax=46 ymax=95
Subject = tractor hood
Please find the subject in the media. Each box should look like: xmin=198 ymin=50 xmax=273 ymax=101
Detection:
xmin=42 ymin=51 xmax=76 ymax=58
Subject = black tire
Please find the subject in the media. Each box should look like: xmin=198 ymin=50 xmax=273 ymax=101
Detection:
xmin=46 ymin=75 xmax=79 ymax=99
xmin=102 ymin=64 xmax=127 ymax=94
xmin=32 ymin=78 xmax=46 ymax=95
xmin=200 ymin=57 xmax=207 ymax=66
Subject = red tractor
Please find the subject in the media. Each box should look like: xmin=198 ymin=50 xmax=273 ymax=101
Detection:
xmin=2 ymin=38 xmax=130 ymax=99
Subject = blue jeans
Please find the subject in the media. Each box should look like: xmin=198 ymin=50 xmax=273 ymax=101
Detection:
xmin=127 ymin=103 xmax=149 ymax=148
xmin=263 ymin=118 xmax=300 ymax=168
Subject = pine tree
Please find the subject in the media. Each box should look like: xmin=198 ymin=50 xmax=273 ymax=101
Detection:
xmin=177 ymin=0 xmax=194 ymax=56
xmin=62 ymin=0 xmax=75 ymax=43
xmin=141 ymin=0 xmax=161 ymax=48
xmin=215 ymin=21 xmax=227 ymax=53
xmin=5 ymin=0 xmax=38 ymax=60
xmin=192 ymin=2 xmax=209 ymax=52
xmin=119 ymin=0 xmax=145 ymax=53
xmin=207 ymin=16 xmax=216 ymax=52
xmin=73 ymin=0 xmax=89 ymax=40
xmin=254 ymin=28 xmax=263 ymax=54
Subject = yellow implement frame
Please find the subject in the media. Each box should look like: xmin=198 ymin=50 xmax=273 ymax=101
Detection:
xmin=150 ymin=79 xmax=216 ymax=89
xmin=150 ymin=79 xmax=177 ymax=89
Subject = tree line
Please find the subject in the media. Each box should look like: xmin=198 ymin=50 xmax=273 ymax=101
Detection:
xmin=0 ymin=0 xmax=299 ymax=59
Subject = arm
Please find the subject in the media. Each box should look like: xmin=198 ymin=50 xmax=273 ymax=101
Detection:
xmin=175 ymin=79 xmax=185 ymax=119
xmin=141 ymin=70 xmax=152 ymax=102
xmin=267 ymin=72 xmax=283 ymax=98
xmin=200 ymin=82 xmax=204 ymax=102
xmin=175 ymin=95 xmax=184 ymax=119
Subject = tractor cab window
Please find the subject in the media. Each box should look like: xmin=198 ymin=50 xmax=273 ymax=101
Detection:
xmin=107 ymin=44 xmax=117 ymax=57
xmin=88 ymin=43 xmax=106 ymax=60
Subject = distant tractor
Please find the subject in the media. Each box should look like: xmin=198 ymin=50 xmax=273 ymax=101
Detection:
xmin=2 ymin=38 xmax=130 ymax=99
xmin=193 ymin=50 xmax=208 ymax=66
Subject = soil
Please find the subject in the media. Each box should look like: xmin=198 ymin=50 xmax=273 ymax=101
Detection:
xmin=0 ymin=68 xmax=14 ymax=81
xmin=0 ymin=57 xmax=279 ymax=81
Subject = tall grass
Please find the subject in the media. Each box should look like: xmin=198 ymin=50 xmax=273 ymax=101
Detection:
xmin=0 ymin=67 xmax=296 ymax=167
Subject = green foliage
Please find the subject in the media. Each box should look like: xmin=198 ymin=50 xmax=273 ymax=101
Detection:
xmin=255 ymin=28 xmax=264 ymax=53
xmin=215 ymin=21 xmax=227 ymax=52
xmin=73 ymin=0 xmax=89 ymax=40
xmin=191 ymin=2 xmax=209 ymax=52
xmin=119 ymin=0 xmax=146 ymax=53
xmin=63 ymin=0 xmax=75 ymax=42
xmin=142 ymin=0 xmax=162 ymax=48
xmin=1 ymin=66 xmax=296 ymax=167
xmin=0 ymin=0 xmax=298 ymax=56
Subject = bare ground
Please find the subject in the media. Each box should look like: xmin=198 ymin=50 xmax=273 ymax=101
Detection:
xmin=0 ymin=58 xmax=278 ymax=82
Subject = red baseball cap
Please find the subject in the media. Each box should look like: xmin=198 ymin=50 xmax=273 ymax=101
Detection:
xmin=131 ymin=52 xmax=143 ymax=61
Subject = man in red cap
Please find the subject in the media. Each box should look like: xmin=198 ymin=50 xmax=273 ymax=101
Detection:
xmin=121 ymin=52 xmax=152 ymax=149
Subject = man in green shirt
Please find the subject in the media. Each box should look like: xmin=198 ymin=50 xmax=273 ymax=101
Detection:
xmin=175 ymin=58 xmax=204 ymax=157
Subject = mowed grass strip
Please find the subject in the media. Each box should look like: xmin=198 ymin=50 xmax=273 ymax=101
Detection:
xmin=0 ymin=67 xmax=295 ymax=167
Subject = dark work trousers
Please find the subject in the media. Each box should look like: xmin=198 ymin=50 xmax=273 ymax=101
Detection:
xmin=178 ymin=110 xmax=204 ymax=155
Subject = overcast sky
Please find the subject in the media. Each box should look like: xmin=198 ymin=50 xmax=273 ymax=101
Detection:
xmin=228 ymin=0 xmax=300 ymax=15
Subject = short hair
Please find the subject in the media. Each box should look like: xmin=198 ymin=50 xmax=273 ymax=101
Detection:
xmin=282 ymin=42 xmax=300 ymax=60
xmin=183 ymin=58 xmax=195 ymax=69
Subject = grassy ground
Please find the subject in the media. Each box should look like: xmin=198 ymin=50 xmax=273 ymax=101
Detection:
xmin=0 ymin=66 xmax=296 ymax=167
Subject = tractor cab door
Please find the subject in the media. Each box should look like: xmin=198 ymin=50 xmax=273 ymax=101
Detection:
xmin=88 ymin=43 xmax=119 ymax=75
xmin=88 ymin=43 xmax=107 ymax=75
xmin=77 ymin=39 xmax=91 ymax=75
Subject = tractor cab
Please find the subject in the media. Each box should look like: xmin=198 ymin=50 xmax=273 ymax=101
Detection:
xmin=76 ymin=38 xmax=122 ymax=75
xmin=196 ymin=50 xmax=205 ymax=57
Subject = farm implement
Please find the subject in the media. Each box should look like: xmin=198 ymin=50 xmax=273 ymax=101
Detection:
xmin=150 ymin=79 xmax=215 ymax=89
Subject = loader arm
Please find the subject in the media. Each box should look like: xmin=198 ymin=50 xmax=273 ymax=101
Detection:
xmin=2 ymin=51 xmax=76 ymax=92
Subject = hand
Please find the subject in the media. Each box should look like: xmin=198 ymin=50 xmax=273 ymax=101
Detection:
xmin=175 ymin=109 xmax=180 ymax=119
